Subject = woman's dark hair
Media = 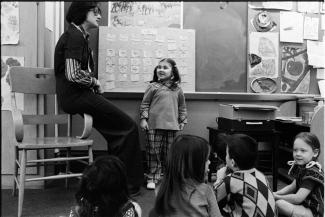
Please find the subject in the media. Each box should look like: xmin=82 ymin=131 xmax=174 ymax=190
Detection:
xmin=75 ymin=155 xmax=129 ymax=217
xmin=295 ymin=132 xmax=321 ymax=160
xmin=66 ymin=1 xmax=101 ymax=25
xmin=154 ymin=134 xmax=210 ymax=216
xmin=226 ymin=134 xmax=258 ymax=170
xmin=151 ymin=58 xmax=181 ymax=89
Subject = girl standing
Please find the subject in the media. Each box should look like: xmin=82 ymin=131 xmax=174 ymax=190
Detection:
xmin=140 ymin=58 xmax=187 ymax=190
xmin=150 ymin=134 xmax=222 ymax=217
xmin=274 ymin=132 xmax=324 ymax=217
xmin=69 ymin=155 xmax=142 ymax=217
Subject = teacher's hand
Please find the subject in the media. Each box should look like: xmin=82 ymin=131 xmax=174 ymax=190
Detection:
xmin=94 ymin=79 xmax=103 ymax=94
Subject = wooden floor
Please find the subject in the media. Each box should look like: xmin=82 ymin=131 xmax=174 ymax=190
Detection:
xmin=1 ymin=178 xmax=287 ymax=217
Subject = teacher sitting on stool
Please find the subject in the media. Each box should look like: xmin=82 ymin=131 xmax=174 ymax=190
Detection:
xmin=54 ymin=1 xmax=143 ymax=196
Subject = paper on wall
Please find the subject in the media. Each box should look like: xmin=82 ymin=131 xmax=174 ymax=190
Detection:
xmin=1 ymin=56 xmax=24 ymax=110
xmin=280 ymin=12 xmax=304 ymax=43
xmin=249 ymin=1 xmax=293 ymax=10
xmin=316 ymin=68 xmax=325 ymax=80
xmin=307 ymin=41 xmax=325 ymax=68
xmin=321 ymin=15 xmax=325 ymax=30
xmin=303 ymin=14 xmax=319 ymax=40
xmin=298 ymin=1 xmax=320 ymax=13
xmin=1 ymin=2 xmax=19 ymax=44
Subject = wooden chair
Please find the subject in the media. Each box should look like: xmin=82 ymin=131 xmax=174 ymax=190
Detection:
xmin=9 ymin=66 xmax=94 ymax=217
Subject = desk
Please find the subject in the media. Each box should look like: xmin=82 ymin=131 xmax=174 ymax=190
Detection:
xmin=207 ymin=126 xmax=280 ymax=191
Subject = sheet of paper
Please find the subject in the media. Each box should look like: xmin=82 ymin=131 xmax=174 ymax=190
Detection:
xmin=1 ymin=2 xmax=19 ymax=44
xmin=280 ymin=12 xmax=304 ymax=43
xmin=321 ymin=15 xmax=325 ymax=30
xmin=298 ymin=1 xmax=319 ymax=13
xmin=303 ymin=14 xmax=319 ymax=40
xmin=104 ymin=81 xmax=115 ymax=90
xmin=1 ymin=56 xmax=24 ymax=110
xmin=321 ymin=2 xmax=325 ymax=13
xmin=307 ymin=41 xmax=325 ymax=68
xmin=249 ymin=1 xmax=292 ymax=10
xmin=316 ymin=68 xmax=325 ymax=80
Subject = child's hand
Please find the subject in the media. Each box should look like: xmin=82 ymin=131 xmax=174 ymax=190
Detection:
xmin=273 ymin=193 xmax=280 ymax=200
xmin=213 ymin=166 xmax=228 ymax=188
xmin=140 ymin=119 xmax=149 ymax=131
xmin=179 ymin=123 xmax=185 ymax=130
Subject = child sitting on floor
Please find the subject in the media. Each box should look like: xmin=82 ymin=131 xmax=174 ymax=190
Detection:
xmin=150 ymin=134 xmax=221 ymax=217
xmin=274 ymin=132 xmax=324 ymax=217
xmin=214 ymin=133 xmax=276 ymax=217
xmin=69 ymin=155 xmax=142 ymax=217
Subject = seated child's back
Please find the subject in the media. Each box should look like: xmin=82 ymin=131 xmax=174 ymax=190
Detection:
xmin=214 ymin=134 xmax=276 ymax=217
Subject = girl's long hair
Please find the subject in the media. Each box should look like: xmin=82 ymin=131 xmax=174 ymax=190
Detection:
xmin=151 ymin=58 xmax=181 ymax=89
xmin=75 ymin=155 xmax=129 ymax=217
xmin=154 ymin=134 xmax=210 ymax=216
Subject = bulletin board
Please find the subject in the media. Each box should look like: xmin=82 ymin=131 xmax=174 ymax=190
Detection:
xmin=247 ymin=2 xmax=324 ymax=94
xmin=98 ymin=26 xmax=195 ymax=92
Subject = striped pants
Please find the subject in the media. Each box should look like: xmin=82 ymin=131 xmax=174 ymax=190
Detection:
xmin=145 ymin=129 xmax=176 ymax=182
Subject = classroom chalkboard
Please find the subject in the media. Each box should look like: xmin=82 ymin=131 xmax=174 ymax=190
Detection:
xmin=64 ymin=2 xmax=248 ymax=92
xmin=183 ymin=2 xmax=248 ymax=92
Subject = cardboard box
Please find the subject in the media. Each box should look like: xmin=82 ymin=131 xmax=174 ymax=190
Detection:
xmin=218 ymin=104 xmax=278 ymax=121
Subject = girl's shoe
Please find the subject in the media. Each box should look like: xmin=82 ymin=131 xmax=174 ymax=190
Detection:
xmin=146 ymin=181 xmax=156 ymax=190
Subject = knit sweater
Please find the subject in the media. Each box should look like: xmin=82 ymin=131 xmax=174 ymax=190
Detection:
xmin=215 ymin=168 xmax=276 ymax=217
xmin=140 ymin=81 xmax=187 ymax=130
xmin=288 ymin=161 xmax=324 ymax=217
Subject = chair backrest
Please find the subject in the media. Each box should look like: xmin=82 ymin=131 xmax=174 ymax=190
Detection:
xmin=9 ymin=66 xmax=70 ymax=136
xmin=9 ymin=66 xmax=56 ymax=95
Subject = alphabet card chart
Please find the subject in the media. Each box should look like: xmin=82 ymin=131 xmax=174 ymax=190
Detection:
xmin=98 ymin=26 xmax=195 ymax=92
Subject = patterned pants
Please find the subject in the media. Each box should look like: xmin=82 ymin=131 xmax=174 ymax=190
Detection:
xmin=145 ymin=129 xmax=176 ymax=182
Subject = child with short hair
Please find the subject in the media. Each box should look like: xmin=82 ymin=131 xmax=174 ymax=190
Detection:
xmin=69 ymin=155 xmax=142 ymax=217
xmin=214 ymin=134 xmax=276 ymax=217
xmin=140 ymin=58 xmax=187 ymax=190
xmin=150 ymin=134 xmax=222 ymax=217
xmin=274 ymin=132 xmax=324 ymax=217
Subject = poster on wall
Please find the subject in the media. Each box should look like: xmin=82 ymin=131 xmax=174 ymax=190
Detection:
xmin=248 ymin=2 xmax=293 ymax=10
xmin=1 ymin=2 xmax=19 ymax=44
xmin=1 ymin=56 xmax=24 ymax=110
xmin=281 ymin=46 xmax=310 ymax=93
xmin=109 ymin=2 xmax=182 ymax=28
xmin=248 ymin=32 xmax=279 ymax=93
xmin=280 ymin=11 xmax=304 ymax=43
xmin=98 ymin=26 xmax=195 ymax=92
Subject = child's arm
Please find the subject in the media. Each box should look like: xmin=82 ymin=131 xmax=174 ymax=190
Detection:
xmin=177 ymin=88 xmax=187 ymax=130
xmin=274 ymin=187 xmax=313 ymax=204
xmin=139 ymin=85 xmax=154 ymax=130
xmin=274 ymin=179 xmax=296 ymax=196
xmin=213 ymin=166 xmax=228 ymax=188
xmin=274 ymin=180 xmax=316 ymax=204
